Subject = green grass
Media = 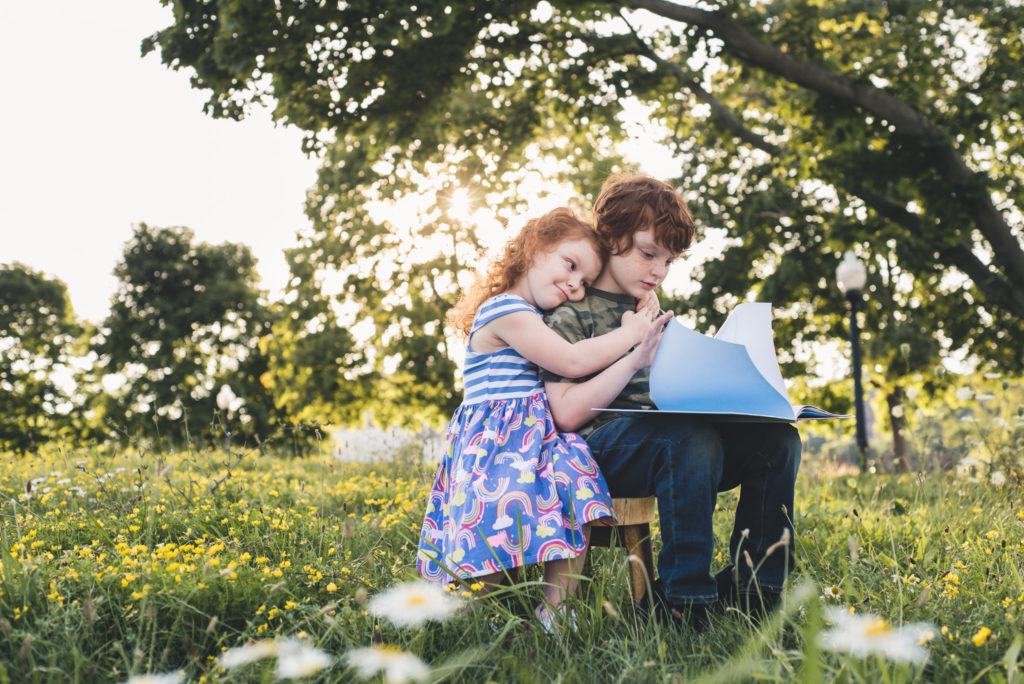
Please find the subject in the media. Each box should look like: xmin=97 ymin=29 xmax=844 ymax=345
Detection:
xmin=0 ymin=442 xmax=1021 ymax=682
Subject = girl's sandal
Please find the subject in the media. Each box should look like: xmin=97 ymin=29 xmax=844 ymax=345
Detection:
xmin=534 ymin=603 xmax=577 ymax=637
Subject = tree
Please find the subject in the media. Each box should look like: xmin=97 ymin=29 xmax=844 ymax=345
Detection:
xmin=0 ymin=264 xmax=85 ymax=451
xmin=92 ymin=224 xmax=281 ymax=445
xmin=143 ymin=0 xmax=1024 ymax=398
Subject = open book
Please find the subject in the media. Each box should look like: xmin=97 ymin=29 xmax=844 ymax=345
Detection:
xmin=600 ymin=302 xmax=849 ymax=423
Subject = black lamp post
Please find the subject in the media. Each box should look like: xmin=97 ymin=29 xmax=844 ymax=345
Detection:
xmin=836 ymin=251 xmax=869 ymax=472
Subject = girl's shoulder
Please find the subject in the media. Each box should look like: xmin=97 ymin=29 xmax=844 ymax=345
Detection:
xmin=471 ymin=294 xmax=541 ymax=334
xmin=477 ymin=293 xmax=540 ymax=317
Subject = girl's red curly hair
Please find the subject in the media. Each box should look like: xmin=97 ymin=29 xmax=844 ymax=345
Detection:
xmin=447 ymin=207 xmax=602 ymax=337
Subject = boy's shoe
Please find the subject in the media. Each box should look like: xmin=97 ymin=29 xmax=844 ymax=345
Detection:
xmin=636 ymin=579 xmax=709 ymax=633
xmin=714 ymin=566 xmax=781 ymax=621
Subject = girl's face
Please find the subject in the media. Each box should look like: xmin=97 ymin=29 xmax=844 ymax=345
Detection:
xmin=515 ymin=238 xmax=602 ymax=310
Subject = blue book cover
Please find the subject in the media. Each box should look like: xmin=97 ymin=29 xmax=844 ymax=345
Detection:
xmin=602 ymin=303 xmax=849 ymax=422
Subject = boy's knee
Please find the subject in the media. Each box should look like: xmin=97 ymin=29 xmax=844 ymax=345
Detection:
xmin=769 ymin=424 xmax=802 ymax=474
xmin=688 ymin=426 xmax=724 ymax=463
xmin=658 ymin=422 xmax=723 ymax=472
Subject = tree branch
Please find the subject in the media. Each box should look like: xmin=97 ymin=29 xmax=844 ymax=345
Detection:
xmin=625 ymin=0 xmax=1024 ymax=288
xmin=603 ymin=7 xmax=1024 ymax=317
xmin=617 ymin=25 xmax=779 ymax=156
xmin=851 ymin=185 xmax=1024 ymax=317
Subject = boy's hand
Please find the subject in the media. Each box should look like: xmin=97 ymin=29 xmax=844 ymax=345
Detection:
xmin=620 ymin=307 xmax=657 ymax=344
xmin=636 ymin=290 xmax=661 ymax=317
xmin=628 ymin=311 xmax=673 ymax=371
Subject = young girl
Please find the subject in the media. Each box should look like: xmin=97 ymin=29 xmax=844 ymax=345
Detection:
xmin=416 ymin=207 xmax=671 ymax=631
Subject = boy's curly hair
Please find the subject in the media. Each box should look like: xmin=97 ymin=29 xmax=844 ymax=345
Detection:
xmin=593 ymin=174 xmax=695 ymax=256
xmin=447 ymin=207 xmax=602 ymax=337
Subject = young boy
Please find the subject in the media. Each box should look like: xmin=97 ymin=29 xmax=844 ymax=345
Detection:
xmin=540 ymin=174 xmax=801 ymax=630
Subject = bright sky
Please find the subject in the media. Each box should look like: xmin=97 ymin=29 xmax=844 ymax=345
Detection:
xmin=0 ymin=2 xmax=321 ymax=324
xmin=0 ymin=2 xmax=707 ymax=328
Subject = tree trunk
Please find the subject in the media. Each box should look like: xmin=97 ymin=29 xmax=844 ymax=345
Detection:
xmin=886 ymin=386 xmax=911 ymax=473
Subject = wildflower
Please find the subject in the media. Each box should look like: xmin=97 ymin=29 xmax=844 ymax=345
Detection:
xmin=216 ymin=385 xmax=243 ymax=413
xmin=122 ymin=673 xmax=186 ymax=684
xmin=990 ymin=471 xmax=1006 ymax=487
xmin=823 ymin=585 xmax=842 ymax=600
xmin=818 ymin=608 xmax=935 ymax=664
xmin=955 ymin=387 xmax=973 ymax=401
xmin=972 ymin=626 xmax=991 ymax=646
xmin=275 ymin=639 xmax=333 ymax=679
xmin=217 ymin=640 xmax=278 ymax=668
xmin=346 ymin=645 xmax=429 ymax=684
xmin=368 ymin=581 xmax=461 ymax=628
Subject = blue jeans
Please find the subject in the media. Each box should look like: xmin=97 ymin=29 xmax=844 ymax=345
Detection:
xmin=586 ymin=415 xmax=801 ymax=606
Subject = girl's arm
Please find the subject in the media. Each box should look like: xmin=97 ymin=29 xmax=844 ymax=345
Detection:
xmin=478 ymin=308 xmax=657 ymax=379
xmin=636 ymin=289 xmax=660 ymax=317
xmin=544 ymin=315 xmax=668 ymax=432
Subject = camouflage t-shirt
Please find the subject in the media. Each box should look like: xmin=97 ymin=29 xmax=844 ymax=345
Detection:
xmin=540 ymin=288 xmax=654 ymax=439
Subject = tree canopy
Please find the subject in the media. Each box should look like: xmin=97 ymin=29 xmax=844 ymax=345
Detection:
xmin=91 ymin=224 xmax=281 ymax=444
xmin=0 ymin=264 xmax=85 ymax=451
xmin=143 ymin=0 xmax=1024 ymax=406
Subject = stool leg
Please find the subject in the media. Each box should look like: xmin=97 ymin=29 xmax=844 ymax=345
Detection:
xmin=638 ymin=525 xmax=655 ymax=601
xmin=621 ymin=523 xmax=655 ymax=603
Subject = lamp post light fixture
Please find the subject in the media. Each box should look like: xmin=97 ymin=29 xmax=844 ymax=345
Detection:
xmin=836 ymin=251 xmax=869 ymax=472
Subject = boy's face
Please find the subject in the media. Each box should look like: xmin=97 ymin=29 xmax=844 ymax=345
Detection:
xmin=592 ymin=228 xmax=677 ymax=299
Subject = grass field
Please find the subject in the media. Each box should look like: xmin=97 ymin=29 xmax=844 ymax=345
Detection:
xmin=1 ymin=441 xmax=1022 ymax=682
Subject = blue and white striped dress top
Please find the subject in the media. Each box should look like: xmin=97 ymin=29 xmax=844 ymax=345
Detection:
xmin=462 ymin=294 xmax=543 ymax=404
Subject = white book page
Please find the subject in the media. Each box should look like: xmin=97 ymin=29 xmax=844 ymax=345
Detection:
xmin=713 ymin=303 xmax=791 ymax=405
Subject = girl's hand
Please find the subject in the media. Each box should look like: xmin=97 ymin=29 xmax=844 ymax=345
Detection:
xmin=628 ymin=311 xmax=673 ymax=371
xmin=620 ymin=307 xmax=656 ymax=344
xmin=636 ymin=290 xmax=661 ymax=317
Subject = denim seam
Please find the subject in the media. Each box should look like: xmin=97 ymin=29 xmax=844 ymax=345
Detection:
xmin=663 ymin=439 xmax=676 ymax=593
xmin=756 ymin=582 xmax=784 ymax=593
xmin=755 ymin=451 xmax=769 ymax=553
xmin=666 ymin=591 xmax=718 ymax=605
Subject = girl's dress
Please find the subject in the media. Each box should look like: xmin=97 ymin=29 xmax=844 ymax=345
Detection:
xmin=417 ymin=293 xmax=615 ymax=582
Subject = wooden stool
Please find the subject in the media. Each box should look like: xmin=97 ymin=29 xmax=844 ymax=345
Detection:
xmin=589 ymin=497 xmax=657 ymax=602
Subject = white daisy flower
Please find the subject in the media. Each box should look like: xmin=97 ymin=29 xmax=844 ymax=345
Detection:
xmin=368 ymin=580 xmax=462 ymax=627
xmin=346 ymin=645 xmax=429 ymax=684
xmin=122 ymin=672 xmax=186 ymax=684
xmin=275 ymin=639 xmax=333 ymax=679
xmin=818 ymin=608 xmax=935 ymax=664
xmin=217 ymin=640 xmax=278 ymax=669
